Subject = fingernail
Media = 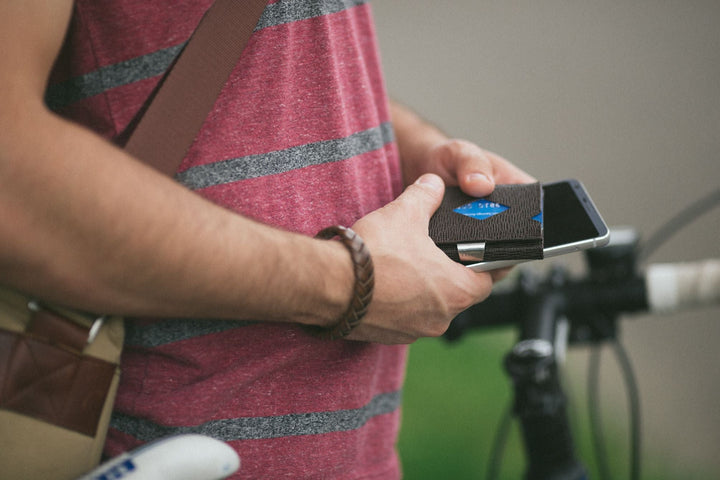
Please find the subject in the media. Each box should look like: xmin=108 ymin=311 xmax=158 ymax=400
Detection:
xmin=415 ymin=174 xmax=443 ymax=193
xmin=466 ymin=173 xmax=493 ymax=186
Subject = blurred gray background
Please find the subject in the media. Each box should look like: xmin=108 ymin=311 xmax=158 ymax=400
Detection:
xmin=373 ymin=0 xmax=720 ymax=475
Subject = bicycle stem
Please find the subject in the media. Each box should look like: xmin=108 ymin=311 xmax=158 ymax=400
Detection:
xmin=505 ymin=287 xmax=588 ymax=480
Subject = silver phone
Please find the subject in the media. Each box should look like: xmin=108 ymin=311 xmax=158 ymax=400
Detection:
xmin=468 ymin=179 xmax=610 ymax=272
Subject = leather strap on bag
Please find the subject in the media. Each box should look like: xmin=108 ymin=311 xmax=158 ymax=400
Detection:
xmin=125 ymin=0 xmax=268 ymax=174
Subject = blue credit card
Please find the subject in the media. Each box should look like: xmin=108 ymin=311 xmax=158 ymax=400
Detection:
xmin=454 ymin=199 xmax=543 ymax=223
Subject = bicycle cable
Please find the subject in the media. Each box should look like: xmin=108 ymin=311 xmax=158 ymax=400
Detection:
xmin=588 ymin=346 xmax=612 ymax=480
xmin=585 ymin=186 xmax=719 ymax=478
xmin=485 ymin=402 xmax=513 ymax=480
xmin=613 ymin=340 xmax=642 ymax=480
xmin=587 ymin=340 xmax=641 ymax=480
xmin=638 ymin=187 xmax=720 ymax=262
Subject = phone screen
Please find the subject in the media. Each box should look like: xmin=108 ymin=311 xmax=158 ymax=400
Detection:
xmin=542 ymin=181 xmax=607 ymax=248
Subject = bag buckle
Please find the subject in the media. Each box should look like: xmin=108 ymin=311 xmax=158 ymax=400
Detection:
xmin=27 ymin=300 xmax=106 ymax=346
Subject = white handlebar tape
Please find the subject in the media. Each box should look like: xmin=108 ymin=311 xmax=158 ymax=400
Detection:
xmin=646 ymin=259 xmax=720 ymax=313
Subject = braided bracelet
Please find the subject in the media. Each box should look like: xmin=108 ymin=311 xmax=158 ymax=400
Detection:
xmin=307 ymin=226 xmax=374 ymax=340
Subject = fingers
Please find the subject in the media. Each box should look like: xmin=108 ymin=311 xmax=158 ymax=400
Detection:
xmin=431 ymin=139 xmax=496 ymax=197
xmin=396 ymin=173 xmax=446 ymax=222
xmin=428 ymin=139 xmax=536 ymax=197
xmin=412 ymin=172 xmax=445 ymax=196
xmin=453 ymin=144 xmax=497 ymax=197
xmin=482 ymin=150 xmax=537 ymax=185
xmin=490 ymin=266 xmax=513 ymax=283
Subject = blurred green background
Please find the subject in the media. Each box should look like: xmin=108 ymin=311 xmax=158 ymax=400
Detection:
xmin=397 ymin=328 xmax=718 ymax=479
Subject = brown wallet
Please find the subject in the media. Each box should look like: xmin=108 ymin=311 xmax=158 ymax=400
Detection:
xmin=429 ymin=183 xmax=544 ymax=263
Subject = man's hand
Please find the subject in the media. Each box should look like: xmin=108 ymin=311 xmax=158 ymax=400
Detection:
xmin=422 ymin=139 xmax=536 ymax=195
xmin=390 ymin=101 xmax=535 ymax=194
xmin=363 ymin=101 xmax=538 ymax=344
xmin=347 ymin=174 xmax=493 ymax=344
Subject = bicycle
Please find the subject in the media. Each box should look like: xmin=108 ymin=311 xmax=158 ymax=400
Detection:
xmin=444 ymin=187 xmax=720 ymax=480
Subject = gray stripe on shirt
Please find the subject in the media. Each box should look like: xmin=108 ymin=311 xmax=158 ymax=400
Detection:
xmin=45 ymin=0 xmax=369 ymax=110
xmin=45 ymin=44 xmax=184 ymax=111
xmin=110 ymin=390 xmax=401 ymax=442
xmin=176 ymin=122 xmax=395 ymax=189
xmin=259 ymin=0 xmax=367 ymax=29
xmin=124 ymin=318 xmax=257 ymax=348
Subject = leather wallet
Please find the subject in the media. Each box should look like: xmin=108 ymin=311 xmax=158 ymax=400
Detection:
xmin=429 ymin=183 xmax=544 ymax=263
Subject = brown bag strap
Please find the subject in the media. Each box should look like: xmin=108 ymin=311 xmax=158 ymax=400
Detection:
xmin=124 ymin=0 xmax=268 ymax=176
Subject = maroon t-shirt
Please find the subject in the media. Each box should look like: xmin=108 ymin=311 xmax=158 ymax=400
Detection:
xmin=47 ymin=1 xmax=406 ymax=478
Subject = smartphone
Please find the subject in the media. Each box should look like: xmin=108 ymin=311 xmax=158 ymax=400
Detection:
xmin=467 ymin=179 xmax=610 ymax=272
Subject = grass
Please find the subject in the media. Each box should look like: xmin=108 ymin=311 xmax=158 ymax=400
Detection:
xmin=398 ymin=330 xmax=522 ymax=479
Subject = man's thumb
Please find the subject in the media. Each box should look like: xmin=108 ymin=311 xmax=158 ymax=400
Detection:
xmin=402 ymin=173 xmax=445 ymax=219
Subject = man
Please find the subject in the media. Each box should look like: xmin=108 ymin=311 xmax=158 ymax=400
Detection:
xmin=0 ymin=0 xmax=533 ymax=477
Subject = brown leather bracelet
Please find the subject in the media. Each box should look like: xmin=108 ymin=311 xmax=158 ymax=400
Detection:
xmin=306 ymin=226 xmax=374 ymax=340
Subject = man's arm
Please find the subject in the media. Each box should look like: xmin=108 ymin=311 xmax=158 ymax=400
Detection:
xmin=0 ymin=1 xmax=495 ymax=344
xmin=0 ymin=0 xmax=353 ymax=326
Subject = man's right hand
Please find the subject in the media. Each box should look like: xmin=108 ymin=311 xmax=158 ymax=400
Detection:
xmin=347 ymin=174 xmax=494 ymax=344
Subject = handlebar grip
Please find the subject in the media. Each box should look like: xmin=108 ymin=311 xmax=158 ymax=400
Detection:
xmin=646 ymin=259 xmax=720 ymax=313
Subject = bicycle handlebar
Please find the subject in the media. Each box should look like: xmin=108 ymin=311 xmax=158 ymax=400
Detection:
xmin=447 ymin=231 xmax=720 ymax=480
xmin=447 ymin=258 xmax=720 ymax=341
xmin=646 ymin=259 xmax=720 ymax=313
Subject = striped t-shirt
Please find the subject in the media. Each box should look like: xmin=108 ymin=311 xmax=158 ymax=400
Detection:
xmin=47 ymin=1 xmax=406 ymax=478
